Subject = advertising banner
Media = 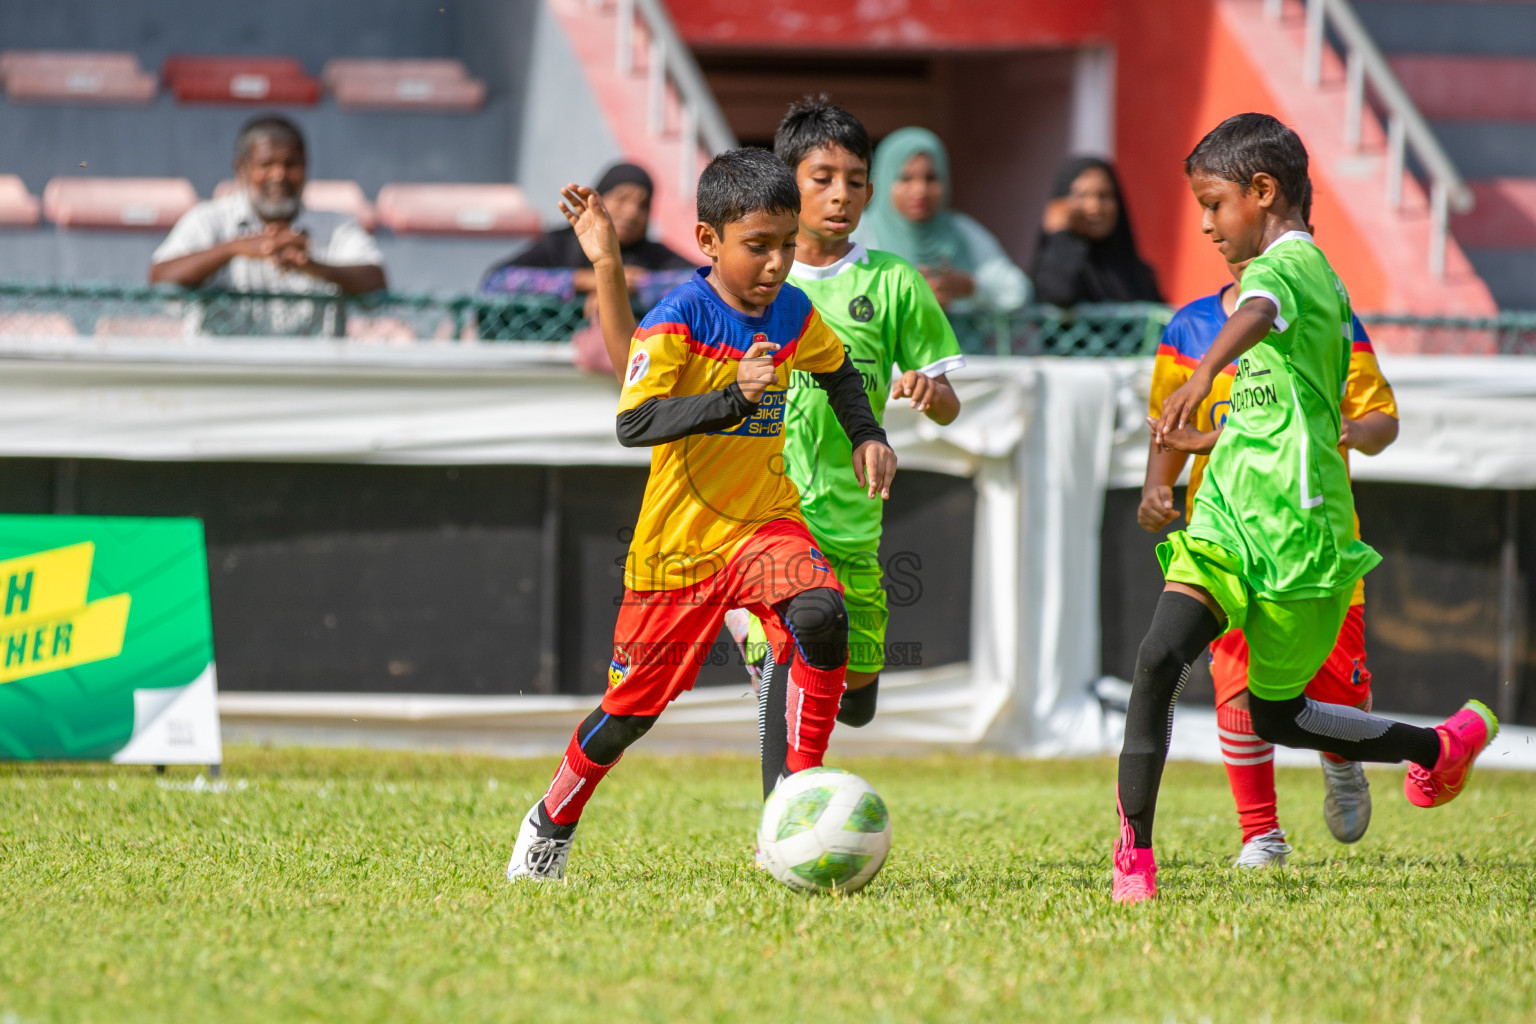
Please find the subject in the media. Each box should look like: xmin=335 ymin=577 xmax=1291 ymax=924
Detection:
xmin=0 ymin=515 xmax=221 ymax=764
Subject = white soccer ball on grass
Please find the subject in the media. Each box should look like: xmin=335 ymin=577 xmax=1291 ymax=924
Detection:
xmin=757 ymin=767 xmax=891 ymax=894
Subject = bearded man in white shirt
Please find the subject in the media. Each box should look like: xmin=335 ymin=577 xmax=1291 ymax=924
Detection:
xmin=151 ymin=115 xmax=386 ymax=301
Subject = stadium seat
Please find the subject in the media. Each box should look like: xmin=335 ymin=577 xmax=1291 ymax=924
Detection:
xmin=213 ymin=178 xmax=376 ymax=229
xmin=323 ymin=58 xmax=485 ymax=112
xmin=42 ymin=177 xmax=199 ymax=230
xmin=163 ymin=55 xmax=319 ymax=105
xmin=0 ymin=50 xmax=156 ymax=104
xmin=93 ymin=314 xmax=186 ymax=338
xmin=0 ymin=175 xmax=41 ymax=226
xmin=0 ymin=312 xmax=78 ymax=337
xmin=375 ymin=183 xmax=541 ymax=236
xmin=346 ymin=315 xmax=417 ymax=343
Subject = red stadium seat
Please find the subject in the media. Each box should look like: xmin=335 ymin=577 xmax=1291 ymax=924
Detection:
xmin=375 ymin=183 xmax=541 ymax=236
xmin=0 ymin=312 xmax=78 ymax=337
xmin=0 ymin=175 xmax=41 ymax=227
xmin=0 ymin=50 xmax=139 ymax=78
xmin=321 ymin=59 xmax=469 ymax=88
xmin=163 ymin=55 xmax=319 ymax=105
xmin=43 ymin=177 xmax=199 ymax=230
xmin=323 ymin=58 xmax=485 ymax=111
xmin=333 ymin=76 xmax=484 ymax=112
xmin=0 ymin=50 xmax=155 ymax=104
xmin=213 ymin=178 xmax=376 ymax=230
xmin=93 ymin=314 xmax=186 ymax=338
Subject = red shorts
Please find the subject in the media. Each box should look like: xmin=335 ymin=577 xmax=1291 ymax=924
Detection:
xmin=602 ymin=518 xmax=841 ymax=716
xmin=1211 ymin=603 xmax=1372 ymax=708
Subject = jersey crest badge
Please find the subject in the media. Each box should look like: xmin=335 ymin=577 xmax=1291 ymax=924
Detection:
xmin=848 ymin=295 xmax=875 ymax=322
xmin=608 ymin=646 xmax=631 ymax=688
xmin=625 ymin=349 xmax=650 ymax=386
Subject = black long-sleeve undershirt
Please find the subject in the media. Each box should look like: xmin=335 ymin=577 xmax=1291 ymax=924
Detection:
xmin=615 ymin=355 xmax=888 ymax=451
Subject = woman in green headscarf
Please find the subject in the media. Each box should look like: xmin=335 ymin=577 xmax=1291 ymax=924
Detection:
xmin=853 ymin=126 xmax=1029 ymax=313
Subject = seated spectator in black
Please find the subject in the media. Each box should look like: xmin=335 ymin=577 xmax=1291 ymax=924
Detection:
xmin=151 ymin=115 xmax=386 ymax=296
xmin=1031 ymin=156 xmax=1162 ymax=307
xmin=481 ymin=162 xmax=695 ymax=309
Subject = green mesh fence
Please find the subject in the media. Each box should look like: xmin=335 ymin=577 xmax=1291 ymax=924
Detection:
xmin=0 ymin=281 xmax=1533 ymax=356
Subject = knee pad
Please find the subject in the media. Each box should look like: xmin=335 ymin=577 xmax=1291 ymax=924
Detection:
xmin=779 ymin=587 xmax=848 ymax=670
xmin=577 ymin=707 xmax=658 ymax=765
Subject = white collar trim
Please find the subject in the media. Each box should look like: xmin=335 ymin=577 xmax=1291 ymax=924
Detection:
xmin=790 ymin=242 xmax=869 ymax=281
xmin=1263 ymin=230 xmax=1314 ymax=255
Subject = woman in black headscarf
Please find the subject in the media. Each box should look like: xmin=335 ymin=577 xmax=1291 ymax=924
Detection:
xmin=481 ymin=162 xmax=695 ymax=299
xmin=1030 ymin=156 xmax=1162 ymax=307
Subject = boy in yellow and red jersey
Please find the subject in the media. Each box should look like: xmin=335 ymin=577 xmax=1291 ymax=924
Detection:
xmin=506 ymin=148 xmax=898 ymax=882
xmin=1139 ymin=195 xmax=1399 ymax=867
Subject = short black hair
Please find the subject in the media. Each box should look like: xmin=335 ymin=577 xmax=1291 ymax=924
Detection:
xmin=235 ymin=114 xmax=306 ymax=164
xmin=1299 ymin=178 xmax=1314 ymax=227
xmin=1184 ymin=113 xmax=1308 ymax=208
xmin=772 ymin=94 xmax=872 ymax=173
xmin=696 ymin=148 xmax=800 ymax=233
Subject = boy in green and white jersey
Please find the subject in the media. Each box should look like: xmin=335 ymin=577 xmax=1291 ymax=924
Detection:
xmin=737 ymin=97 xmax=964 ymax=796
xmin=1112 ymin=113 xmax=1499 ymax=904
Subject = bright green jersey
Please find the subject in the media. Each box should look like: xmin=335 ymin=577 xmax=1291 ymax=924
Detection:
xmin=1188 ymin=231 xmax=1381 ymax=599
xmin=785 ymin=244 xmax=965 ymax=551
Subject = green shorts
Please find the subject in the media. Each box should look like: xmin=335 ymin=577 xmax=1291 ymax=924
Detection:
xmin=744 ymin=544 xmax=888 ymax=675
xmin=1157 ymin=531 xmax=1352 ymax=701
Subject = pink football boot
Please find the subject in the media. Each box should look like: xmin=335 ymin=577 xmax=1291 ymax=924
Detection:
xmin=1112 ymin=793 xmax=1157 ymax=904
xmin=1404 ymin=700 xmax=1498 ymax=809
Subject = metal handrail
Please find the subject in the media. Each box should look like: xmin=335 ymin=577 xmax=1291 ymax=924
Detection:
xmin=1279 ymin=0 xmax=1473 ymax=277
xmin=610 ymin=0 xmax=737 ymax=196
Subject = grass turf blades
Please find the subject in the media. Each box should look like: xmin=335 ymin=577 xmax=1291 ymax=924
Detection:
xmin=2 ymin=747 xmax=1534 ymax=1023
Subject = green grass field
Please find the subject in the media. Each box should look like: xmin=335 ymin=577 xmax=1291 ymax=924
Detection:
xmin=2 ymin=747 xmax=1533 ymax=1024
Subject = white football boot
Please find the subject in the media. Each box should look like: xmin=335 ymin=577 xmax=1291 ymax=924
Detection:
xmin=506 ymin=803 xmax=576 ymax=882
xmin=1234 ymin=827 xmax=1293 ymax=869
xmin=1320 ymin=755 xmax=1372 ymax=843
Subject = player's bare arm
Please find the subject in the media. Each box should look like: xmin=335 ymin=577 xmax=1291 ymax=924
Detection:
xmin=808 ymin=354 xmax=896 ymax=499
xmin=1340 ymin=410 xmax=1398 ymax=455
xmin=1156 ymin=300 xmax=1274 ymax=445
xmin=890 ymin=370 xmax=960 ymax=425
xmin=852 ymin=439 xmax=898 ymax=500
xmin=1155 ymin=422 xmax=1221 ymax=456
xmin=559 ymin=183 xmax=639 ymax=383
xmin=1138 ymin=440 xmax=1189 ymax=533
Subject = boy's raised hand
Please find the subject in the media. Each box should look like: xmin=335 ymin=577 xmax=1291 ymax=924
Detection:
xmin=852 ymin=440 xmax=898 ymax=500
xmin=558 ymin=185 xmax=622 ymax=268
xmin=736 ymin=340 xmax=779 ymax=403
xmin=1153 ymin=373 xmax=1213 ymax=449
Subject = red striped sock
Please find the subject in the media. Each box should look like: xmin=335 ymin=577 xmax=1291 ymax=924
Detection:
xmin=1217 ymin=703 xmax=1279 ymax=843
xmin=784 ymin=661 xmax=845 ymax=773
xmin=542 ymin=729 xmax=617 ymax=826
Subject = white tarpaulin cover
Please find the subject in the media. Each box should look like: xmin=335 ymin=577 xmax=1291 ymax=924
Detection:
xmin=3 ymin=338 xmax=1533 ymax=765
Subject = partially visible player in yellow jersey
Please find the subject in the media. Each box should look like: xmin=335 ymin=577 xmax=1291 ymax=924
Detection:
xmin=1139 ymin=204 xmax=1399 ymax=868
xmin=505 ymin=148 xmax=898 ymax=883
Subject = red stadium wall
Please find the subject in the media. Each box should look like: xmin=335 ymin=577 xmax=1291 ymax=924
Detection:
xmin=666 ymin=0 xmax=1395 ymax=310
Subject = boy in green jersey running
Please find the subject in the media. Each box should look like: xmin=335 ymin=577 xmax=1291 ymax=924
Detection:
xmin=735 ymin=97 xmax=966 ymax=796
xmin=1112 ymin=113 xmax=1499 ymax=904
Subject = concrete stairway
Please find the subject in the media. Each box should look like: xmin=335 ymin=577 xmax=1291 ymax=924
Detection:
xmin=1358 ymin=0 xmax=1536 ymax=309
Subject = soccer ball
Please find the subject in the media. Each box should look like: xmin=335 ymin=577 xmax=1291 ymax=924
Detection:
xmin=757 ymin=768 xmax=891 ymax=894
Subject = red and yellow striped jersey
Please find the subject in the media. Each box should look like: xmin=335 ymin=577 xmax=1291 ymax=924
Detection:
xmin=618 ymin=268 xmax=846 ymax=592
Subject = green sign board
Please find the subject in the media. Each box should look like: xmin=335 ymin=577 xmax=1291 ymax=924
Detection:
xmin=0 ymin=515 xmax=221 ymax=764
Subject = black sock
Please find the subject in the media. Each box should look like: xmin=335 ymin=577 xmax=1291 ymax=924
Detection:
xmin=1249 ymin=694 xmax=1441 ymax=769
xmin=533 ymin=800 xmax=577 ymax=840
xmin=1117 ymin=592 xmax=1224 ymax=849
xmin=759 ymin=652 xmax=790 ymax=800
xmin=836 ymin=676 xmax=879 ymax=728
